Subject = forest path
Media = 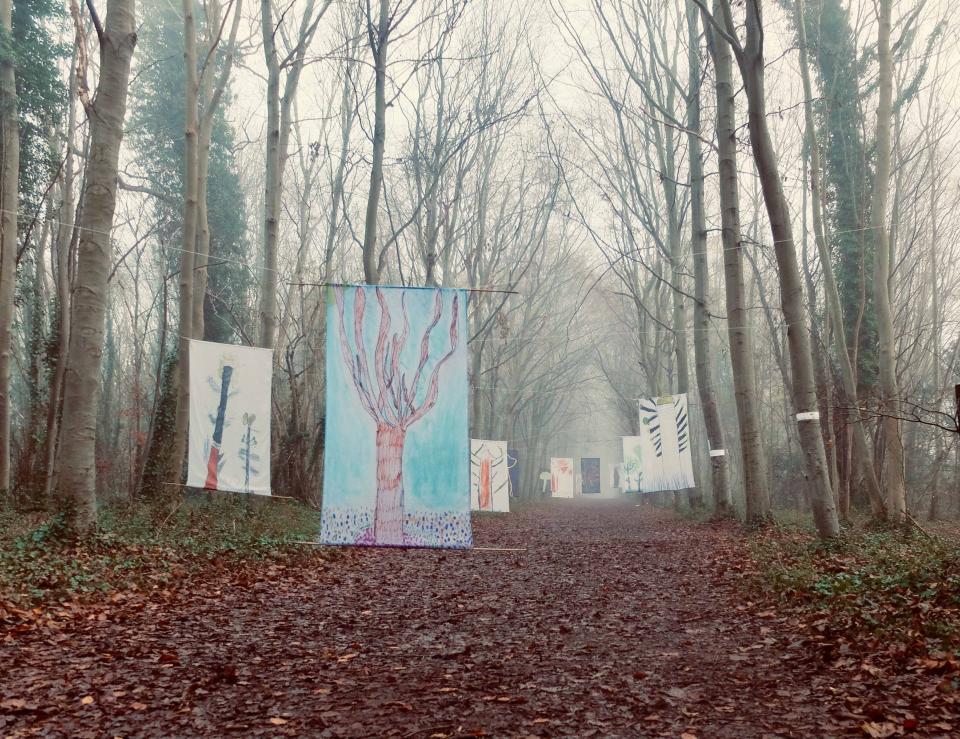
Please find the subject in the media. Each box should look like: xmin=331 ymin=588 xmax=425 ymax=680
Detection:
xmin=4 ymin=501 xmax=855 ymax=737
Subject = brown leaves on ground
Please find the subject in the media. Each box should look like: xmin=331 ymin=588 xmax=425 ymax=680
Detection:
xmin=1 ymin=500 xmax=958 ymax=737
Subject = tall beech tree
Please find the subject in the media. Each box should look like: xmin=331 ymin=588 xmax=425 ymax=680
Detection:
xmin=700 ymin=0 xmax=840 ymax=537
xmin=0 ymin=0 xmax=19 ymax=495
xmin=870 ymin=0 xmax=905 ymax=517
xmin=54 ymin=0 xmax=137 ymax=530
xmin=701 ymin=0 xmax=769 ymax=524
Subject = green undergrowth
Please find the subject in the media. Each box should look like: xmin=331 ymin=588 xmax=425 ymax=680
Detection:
xmin=0 ymin=494 xmax=324 ymax=606
xmin=749 ymin=521 xmax=960 ymax=653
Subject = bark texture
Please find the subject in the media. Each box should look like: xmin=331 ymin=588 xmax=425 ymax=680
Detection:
xmin=725 ymin=0 xmax=839 ymax=537
xmin=870 ymin=0 xmax=906 ymax=517
xmin=795 ymin=0 xmax=886 ymax=519
xmin=0 ymin=0 xmax=18 ymax=494
xmin=54 ymin=0 xmax=137 ymax=529
xmin=361 ymin=0 xmax=390 ymax=285
xmin=687 ymin=1 xmax=731 ymax=516
xmin=703 ymin=0 xmax=769 ymax=524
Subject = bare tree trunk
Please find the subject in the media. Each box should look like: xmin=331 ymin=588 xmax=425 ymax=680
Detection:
xmin=871 ymin=0 xmax=906 ymax=517
xmin=716 ymin=0 xmax=839 ymax=537
xmin=703 ymin=1 xmax=769 ymax=524
xmin=171 ymin=0 xmax=200 ymax=484
xmin=687 ymin=2 xmax=730 ymax=516
xmin=54 ymin=0 xmax=137 ymax=530
xmin=0 ymin=0 xmax=19 ymax=495
xmin=795 ymin=0 xmax=886 ymax=519
xmin=362 ymin=0 xmax=389 ymax=285
xmin=43 ymin=46 xmax=79 ymax=501
xmin=193 ymin=0 xmax=242 ymax=341
xmin=260 ymin=0 xmax=282 ymax=343
xmin=927 ymin=134 xmax=943 ymax=520
xmin=259 ymin=0 xmax=324 ymax=346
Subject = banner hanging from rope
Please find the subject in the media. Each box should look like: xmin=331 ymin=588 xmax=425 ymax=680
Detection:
xmin=550 ymin=457 xmax=575 ymax=498
xmin=507 ymin=447 xmax=520 ymax=497
xmin=637 ymin=393 xmax=696 ymax=492
xmin=319 ymin=285 xmax=472 ymax=549
xmin=580 ymin=457 xmax=601 ymax=494
xmin=621 ymin=437 xmax=643 ymax=492
xmin=609 ymin=462 xmax=624 ymax=490
xmin=471 ymin=439 xmax=510 ymax=512
xmin=187 ymin=340 xmax=272 ymax=495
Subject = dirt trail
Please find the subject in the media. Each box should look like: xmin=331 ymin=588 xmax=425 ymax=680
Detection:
xmin=3 ymin=501 xmax=860 ymax=737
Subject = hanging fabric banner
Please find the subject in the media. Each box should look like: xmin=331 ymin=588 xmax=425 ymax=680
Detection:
xmin=187 ymin=340 xmax=272 ymax=495
xmin=637 ymin=393 xmax=696 ymax=492
xmin=507 ymin=447 xmax=520 ymax=497
xmin=319 ymin=285 xmax=472 ymax=549
xmin=621 ymin=437 xmax=643 ymax=492
xmin=609 ymin=462 xmax=624 ymax=490
xmin=471 ymin=439 xmax=510 ymax=512
xmin=550 ymin=457 xmax=575 ymax=498
xmin=580 ymin=457 xmax=601 ymax=494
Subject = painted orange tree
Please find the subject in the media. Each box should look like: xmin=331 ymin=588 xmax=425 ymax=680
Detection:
xmin=333 ymin=286 xmax=460 ymax=545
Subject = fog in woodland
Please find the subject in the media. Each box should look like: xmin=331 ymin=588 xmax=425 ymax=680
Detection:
xmin=2 ymin=0 xmax=958 ymax=538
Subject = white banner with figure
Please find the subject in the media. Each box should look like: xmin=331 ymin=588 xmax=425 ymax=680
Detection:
xmin=637 ymin=393 xmax=696 ymax=492
xmin=187 ymin=340 xmax=272 ymax=495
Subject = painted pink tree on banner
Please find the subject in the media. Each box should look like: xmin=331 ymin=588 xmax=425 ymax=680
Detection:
xmin=333 ymin=287 xmax=460 ymax=545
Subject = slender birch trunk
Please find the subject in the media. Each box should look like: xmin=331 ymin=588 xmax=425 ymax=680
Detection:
xmin=43 ymin=46 xmax=79 ymax=501
xmin=717 ymin=0 xmax=839 ymax=537
xmin=260 ymin=0 xmax=323 ymax=346
xmin=54 ymin=0 xmax=137 ymax=530
xmin=193 ymin=0 xmax=242 ymax=341
xmin=795 ymin=0 xmax=886 ymax=519
xmin=170 ymin=0 xmax=200 ymax=484
xmin=703 ymin=1 xmax=769 ymax=524
xmin=870 ymin=0 xmax=906 ymax=517
xmin=260 ymin=0 xmax=282 ymax=342
xmin=687 ymin=1 xmax=730 ymax=515
xmin=0 ymin=0 xmax=19 ymax=495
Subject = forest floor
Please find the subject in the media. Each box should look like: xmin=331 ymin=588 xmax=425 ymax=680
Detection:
xmin=2 ymin=499 xmax=959 ymax=738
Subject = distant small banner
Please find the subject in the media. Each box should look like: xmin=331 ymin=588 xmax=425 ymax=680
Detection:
xmin=187 ymin=340 xmax=272 ymax=495
xmin=609 ymin=463 xmax=624 ymax=490
xmin=507 ymin=448 xmax=520 ymax=497
xmin=580 ymin=457 xmax=601 ymax=494
xmin=550 ymin=457 xmax=575 ymax=498
xmin=471 ymin=439 xmax=510 ymax=512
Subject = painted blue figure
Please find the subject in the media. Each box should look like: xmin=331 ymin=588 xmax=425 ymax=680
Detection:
xmin=205 ymin=365 xmax=234 ymax=489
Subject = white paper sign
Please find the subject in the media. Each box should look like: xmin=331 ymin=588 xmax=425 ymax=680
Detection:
xmin=709 ymin=449 xmax=726 ymax=457
xmin=796 ymin=411 xmax=821 ymax=421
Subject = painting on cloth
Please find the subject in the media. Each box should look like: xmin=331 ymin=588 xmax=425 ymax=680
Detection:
xmin=580 ymin=457 xmax=601 ymax=494
xmin=550 ymin=457 xmax=575 ymax=498
xmin=187 ymin=340 xmax=272 ymax=495
xmin=507 ymin=448 xmax=520 ymax=497
xmin=621 ymin=437 xmax=643 ymax=493
xmin=471 ymin=439 xmax=510 ymax=512
xmin=609 ymin=463 xmax=623 ymax=490
xmin=320 ymin=285 xmax=472 ymax=548
xmin=637 ymin=393 xmax=696 ymax=492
